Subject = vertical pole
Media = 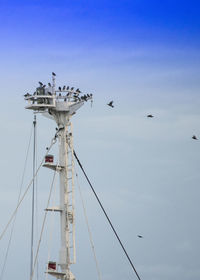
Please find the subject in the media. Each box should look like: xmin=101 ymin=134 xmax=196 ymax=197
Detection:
xmin=58 ymin=121 xmax=70 ymax=276
xmin=30 ymin=114 xmax=36 ymax=279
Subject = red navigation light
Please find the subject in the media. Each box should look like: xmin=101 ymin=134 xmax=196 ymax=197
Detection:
xmin=48 ymin=261 xmax=56 ymax=270
xmin=45 ymin=155 xmax=54 ymax=163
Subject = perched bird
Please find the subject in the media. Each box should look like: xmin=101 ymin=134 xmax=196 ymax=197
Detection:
xmin=147 ymin=114 xmax=154 ymax=118
xmin=192 ymin=135 xmax=198 ymax=140
xmin=82 ymin=95 xmax=87 ymax=101
xmin=48 ymin=82 xmax=51 ymax=87
xmin=42 ymin=84 xmax=46 ymax=88
xmin=71 ymin=87 xmax=74 ymax=91
xmin=58 ymin=86 xmax=62 ymax=91
xmin=24 ymin=93 xmax=30 ymax=97
xmin=137 ymin=235 xmax=143 ymax=238
xmin=38 ymin=81 xmax=43 ymax=86
xmin=48 ymin=92 xmax=52 ymax=95
xmin=52 ymin=72 xmax=56 ymax=76
xmin=66 ymin=86 xmax=69 ymax=90
xmin=76 ymin=88 xmax=81 ymax=93
xmin=63 ymin=85 xmax=66 ymax=90
xmin=59 ymin=93 xmax=62 ymax=97
xmin=107 ymin=101 xmax=114 ymax=108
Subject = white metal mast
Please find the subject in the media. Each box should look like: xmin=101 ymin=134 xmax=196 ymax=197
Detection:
xmin=24 ymin=74 xmax=92 ymax=280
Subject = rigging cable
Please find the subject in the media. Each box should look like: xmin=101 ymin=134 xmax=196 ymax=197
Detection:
xmin=30 ymin=166 xmax=58 ymax=280
xmin=73 ymin=150 xmax=142 ymax=280
xmin=0 ymin=133 xmax=58 ymax=242
xmin=0 ymin=123 xmax=34 ymax=280
xmin=75 ymin=171 xmax=102 ymax=280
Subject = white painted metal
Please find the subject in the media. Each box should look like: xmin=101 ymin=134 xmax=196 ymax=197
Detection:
xmin=25 ymin=74 xmax=92 ymax=280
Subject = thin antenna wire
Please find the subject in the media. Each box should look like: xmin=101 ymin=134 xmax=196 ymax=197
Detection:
xmin=75 ymin=172 xmax=102 ymax=280
xmin=0 ymin=123 xmax=33 ymax=280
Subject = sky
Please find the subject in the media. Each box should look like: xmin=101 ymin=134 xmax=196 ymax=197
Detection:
xmin=0 ymin=0 xmax=200 ymax=280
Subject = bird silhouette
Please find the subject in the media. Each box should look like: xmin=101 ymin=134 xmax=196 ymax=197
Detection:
xmin=71 ymin=87 xmax=74 ymax=91
xmin=58 ymin=86 xmax=62 ymax=91
xmin=192 ymin=135 xmax=198 ymax=140
xmin=48 ymin=83 xmax=51 ymax=87
xmin=66 ymin=86 xmax=69 ymax=90
xmin=63 ymin=86 xmax=66 ymax=90
xmin=147 ymin=114 xmax=154 ymax=118
xmin=24 ymin=93 xmax=30 ymax=97
xmin=107 ymin=101 xmax=114 ymax=108
xmin=38 ymin=81 xmax=43 ymax=86
xmin=137 ymin=235 xmax=143 ymax=238
xmin=52 ymin=72 xmax=56 ymax=76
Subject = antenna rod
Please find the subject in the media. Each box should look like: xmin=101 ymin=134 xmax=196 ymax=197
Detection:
xmin=30 ymin=114 xmax=36 ymax=278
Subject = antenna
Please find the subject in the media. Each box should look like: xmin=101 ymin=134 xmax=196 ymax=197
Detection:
xmin=52 ymin=72 xmax=56 ymax=95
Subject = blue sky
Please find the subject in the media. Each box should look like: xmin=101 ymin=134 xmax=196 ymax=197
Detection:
xmin=0 ymin=1 xmax=200 ymax=280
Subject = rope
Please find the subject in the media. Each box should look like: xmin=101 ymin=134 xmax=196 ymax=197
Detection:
xmin=73 ymin=150 xmax=142 ymax=280
xmin=0 ymin=123 xmax=34 ymax=280
xmin=30 ymin=166 xmax=58 ymax=280
xmin=75 ymin=171 xmax=102 ymax=280
xmin=0 ymin=135 xmax=57 ymax=242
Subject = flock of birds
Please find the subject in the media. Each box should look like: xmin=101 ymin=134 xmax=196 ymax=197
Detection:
xmin=25 ymin=73 xmax=198 ymax=241
xmin=107 ymin=106 xmax=198 ymax=141
xmin=25 ymin=72 xmax=199 ymax=142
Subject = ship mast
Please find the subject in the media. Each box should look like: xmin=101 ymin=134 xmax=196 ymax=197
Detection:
xmin=24 ymin=74 xmax=92 ymax=280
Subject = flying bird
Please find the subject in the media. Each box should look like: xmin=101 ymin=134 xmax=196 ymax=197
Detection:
xmin=137 ymin=235 xmax=143 ymax=238
xmin=107 ymin=101 xmax=114 ymax=108
xmin=192 ymin=135 xmax=198 ymax=140
xmin=52 ymin=72 xmax=56 ymax=76
xmin=147 ymin=114 xmax=154 ymax=118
